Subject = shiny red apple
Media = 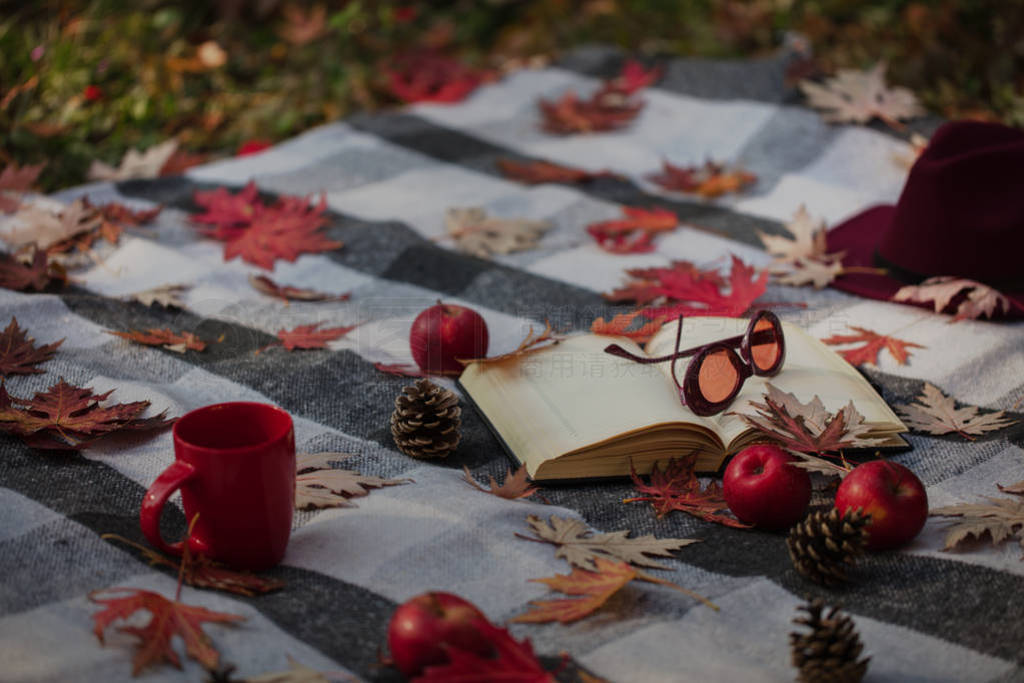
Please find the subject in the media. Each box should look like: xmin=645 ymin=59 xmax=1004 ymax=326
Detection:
xmin=723 ymin=444 xmax=812 ymax=530
xmin=387 ymin=591 xmax=494 ymax=677
xmin=410 ymin=302 xmax=489 ymax=374
xmin=835 ymin=460 xmax=928 ymax=550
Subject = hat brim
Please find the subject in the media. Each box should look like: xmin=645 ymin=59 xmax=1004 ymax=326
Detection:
xmin=826 ymin=205 xmax=1024 ymax=319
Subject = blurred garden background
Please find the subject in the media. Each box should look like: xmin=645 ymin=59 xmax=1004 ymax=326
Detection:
xmin=3 ymin=0 xmax=1022 ymax=191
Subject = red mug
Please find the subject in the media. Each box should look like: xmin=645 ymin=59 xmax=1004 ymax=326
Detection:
xmin=140 ymin=402 xmax=296 ymax=570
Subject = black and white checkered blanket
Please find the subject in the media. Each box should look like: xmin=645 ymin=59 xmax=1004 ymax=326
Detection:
xmin=3 ymin=46 xmax=1023 ymax=682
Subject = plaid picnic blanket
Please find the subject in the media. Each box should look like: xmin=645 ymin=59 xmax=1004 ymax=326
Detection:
xmin=3 ymin=45 xmax=1023 ymax=682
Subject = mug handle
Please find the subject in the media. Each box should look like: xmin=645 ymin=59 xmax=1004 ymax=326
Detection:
xmin=140 ymin=460 xmax=197 ymax=557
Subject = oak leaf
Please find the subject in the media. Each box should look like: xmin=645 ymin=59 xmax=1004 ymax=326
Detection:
xmin=624 ymin=453 xmax=748 ymax=527
xmin=0 ymin=247 xmax=65 ymax=292
xmin=107 ymin=328 xmax=207 ymax=353
xmin=799 ymin=62 xmax=924 ymax=129
xmin=0 ymin=317 xmax=62 ymax=377
xmin=125 ymin=284 xmax=190 ymax=309
xmin=590 ymin=310 xmax=668 ymax=345
xmin=416 ymin=618 xmax=554 ymax=682
xmin=296 ymin=452 xmax=411 ymax=509
xmin=444 ymin=207 xmax=551 ymax=258
xmin=249 ymin=274 xmax=350 ymax=303
xmin=757 ymin=205 xmax=828 ymax=263
xmin=277 ymin=3 xmax=327 ymax=45
xmin=511 ymin=557 xmax=637 ymax=624
xmin=2 ymin=199 xmax=101 ymax=250
xmin=268 ymin=322 xmax=359 ymax=351
xmin=646 ymin=160 xmax=756 ymax=198
xmin=458 ymin=321 xmax=561 ymax=366
xmin=734 ymin=383 xmax=886 ymax=455
xmin=463 ymin=465 xmax=539 ymax=500
xmin=538 ymin=90 xmax=643 ymax=135
xmin=496 ymin=158 xmax=619 ymax=185
xmin=586 ymin=207 xmax=678 ymax=254
xmin=931 ymin=495 xmax=1024 ymax=559
xmin=894 ymin=382 xmax=1016 ymax=439
xmin=821 ymin=325 xmax=925 ymax=366
xmin=892 ymin=276 xmax=1015 ymax=321
xmin=90 ymin=587 xmax=244 ymax=674
xmin=387 ymin=52 xmax=491 ymax=104
xmin=519 ymin=514 xmax=697 ymax=570
xmin=88 ymin=139 xmax=180 ymax=181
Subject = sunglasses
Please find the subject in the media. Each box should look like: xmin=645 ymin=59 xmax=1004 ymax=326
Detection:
xmin=603 ymin=310 xmax=786 ymax=416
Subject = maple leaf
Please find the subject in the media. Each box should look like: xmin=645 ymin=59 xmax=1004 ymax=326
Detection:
xmin=894 ymin=382 xmax=1016 ymax=439
xmin=277 ymin=3 xmax=327 ymax=45
xmin=511 ymin=557 xmax=637 ymax=624
xmin=249 ymin=274 xmax=350 ymax=304
xmin=538 ymin=89 xmax=644 ymax=135
xmin=462 ymin=465 xmax=539 ymax=500
xmin=518 ymin=514 xmax=698 ymax=570
xmin=107 ymin=328 xmax=207 ymax=353
xmin=159 ymin=148 xmax=209 ymax=176
xmin=90 ymin=587 xmax=244 ymax=674
xmin=586 ymin=207 xmax=678 ymax=254
xmin=931 ymin=495 xmax=1024 ymax=559
xmin=191 ymin=181 xmax=261 ymax=228
xmin=295 ymin=452 xmax=410 ymax=509
xmin=602 ymin=59 xmax=663 ymax=96
xmin=799 ymin=62 xmax=924 ymax=129
xmin=771 ymin=257 xmax=845 ymax=289
xmin=125 ymin=283 xmax=190 ymax=309
xmin=88 ymin=139 xmax=180 ymax=181
xmin=416 ymin=618 xmax=554 ymax=682
xmin=892 ymin=276 xmax=1015 ymax=321
xmin=590 ymin=310 xmax=668 ymax=345
xmin=0 ymin=378 xmax=172 ymax=450
xmin=83 ymin=197 xmax=162 ymax=229
xmin=788 ymin=451 xmax=854 ymax=479
xmin=734 ymin=383 xmax=887 ymax=455
xmin=496 ymin=158 xmax=620 ymax=185
xmin=646 ymin=160 xmax=757 ymax=198
xmin=0 ymin=317 xmax=62 ymax=377
xmin=265 ymin=322 xmax=359 ymax=352
xmin=458 ymin=321 xmax=561 ymax=366
xmin=757 ymin=205 xmax=829 ymax=263
xmin=2 ymin=199 xmax=101 ymax=250
xmin=444 ymin=207 xmax=551 ymax=258
xmin=0 ymin=162 xmax=44 ymax=212
xmin=0 ymin=247 xmax=65 ymax=292
xmin=604 ymin=260 xmax=727 ymax=306
xmin=387 ymin=51 xmax=492 ymax=104
xmin=624 ymin=454 xmax=748 ymax=527
xmin=820 ymin=325 xmax=925 ymax=366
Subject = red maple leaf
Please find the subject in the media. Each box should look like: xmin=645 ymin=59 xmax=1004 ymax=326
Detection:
xmin=0 ymin=248 xmax=66 ymax=292
xmin=0 ymin=378 xmax=172 ymax=450
xmin=647 ymin=160 xmax=757 ymax=198
xmin=586 ymin=207 xmax=678 ymax=254
xmin=496 ymin=158 xmax=619 ymax=185
xmin=107 ymin=328 xmax=207 ymax=353
xmin=414 ymin=618 xmax=554 ymax=683
xmin=602 ymin=59 xmax=663 ymax=96
xmin=159 ymin=148 xmax=208 ymax=176
xmin=0 ymin=162 xmax=44 ymax=192
xmin=538 ymin=90 xmax=644 ymax=135
xmin=387 ymin=51 xmax=493 ymax=104
xmin=0 ymin=317 xmax=63 ymax=377
xmin=624 ymin=453 xmax=750 ymax=528
xmin=268 ymin=322 xmax=359 ymax=351
xmin=191 ymin=181 xmax=261 ymax=228
xmin=590 ymin=311 xmax=669 ymax=344
xmin=90 ymin=587 xmax=244 ymax=675
xmin=820 ymin=326 xmax=925 ymax=366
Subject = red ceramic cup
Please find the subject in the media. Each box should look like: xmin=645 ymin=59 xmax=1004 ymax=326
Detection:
xmin=140 ymin=402 xmax=296 ymax=570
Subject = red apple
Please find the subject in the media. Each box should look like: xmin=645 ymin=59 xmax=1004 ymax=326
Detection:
xmin=410 ymin=302 xmax=489 ymax=374
xmin=723 ymin=444 xmax=812 ymax=530
xmin=387 ymin=591 xmax=494 ymax=676
xmin=835 ymin=460 xmax=928 ymax=550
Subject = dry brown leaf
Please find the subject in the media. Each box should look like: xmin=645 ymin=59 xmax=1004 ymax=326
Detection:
xmin=125 ymin=284 xmax=190 ymax=309
xmin=999 ymin=480 xmax=1024 ymax=495
xmin=244 ymin=656 xmax=331 ymax=683
xmin=787 ymin=451 xmax=853 ymax=478
xmin=758 ymin=205 xmax=828 ymax=263
xmin=107 ymin=328 xmax=207 ymax=354
xmin=462 ymin=465 xmax=539 ymax=500
xmin=459 ymin=320 xmax=561 ymax=366
xmin=894 ymin=383 xmax=1016 ymax=439
xmin=88 ymin=139 xmax=180 ymax=181
xmin=2 ymin=199 xmax=101 ymax=250
xmin=892 ymin=276 xmax=1014 ymax=321
xmin=249 ymin=274 xmax=350 ymax=303
xmin=931 ymin=495 xmax=1024 ymax=558
xmin=444 ymin=207 xmax=551 ymax=258
xmin=295 ymin=452 xmax=410 ymax=509
xmin=772 ymin=258 xmax=844 ymax=289
xmin=799 ymin=62 xmax=924 ymax=129
xmin=821 ymin=325 xmax=925 ymax=366
xmin=519 ymin=514 xmax=698 ymax=570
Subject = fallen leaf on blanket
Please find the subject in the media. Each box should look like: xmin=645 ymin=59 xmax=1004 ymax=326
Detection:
xmin=158 ymin=148 xmax=209 ymax=177
xmin=0 ymin=247 xmax=66 ymax=292
xmin=295 ymin=452 xmax=411 ymax=509
xmin=249 ymin=274 xmax=351 ymax=303
xmin=757 ymin=205 xmax=829 ymax=263
xmin=799 ymin=62 xmax=924 ymax=129
xmin=277 ymin=3 xmax=327 ymax=45
xmin=242 ymin=656 xmax=330 ymax=683
xmin=538 ymin=89 xmax=644 ymax=135
xmin=931 ymin=495 xmax=1024 ymax=559
xmin=511 ymin=558 xmax=637 ymax=624
xmin=0 ymin=317 xmax=63 ymax=377
xmin=191 ymin=181 xmax=261 ymax=228
xmin=892 ymin=276 xmax=1014 ymax=321
xmin=646 ymin=160 xmax=757 ymax=198
xmin=463 ymin=465 xmax=539 ymax=500
xmin=586 ymin=207 xmax=678 ymax=254
xmin=459 ymin=321 xmax=561 ymax=366
xmin=0 ymin=162 xmax=44 ymax=212
xmin=602 ymin=59 xmax=663 ymax=96
xmin=88 ymin=139 xmax=180 ymax=181
xmin=894 ymin=382 xmax=1016 ymax=439
xmin=416 ymin=618 xmax=554 ymax=682
xmin=624 ymin=453 xmax=749 ymax=527
xmin=444 ymin=207 xmax=551 ymax=258
xmin=590 ymin=310 xmax=668 ymax=345
xmin=107 ymin=328 xmax=207 ymax=353
xmin=373 ymin=361 xmax=428 ymax=378
xmin=90 ymin=587 xmax=243 ymax=674
xmin=518 ymin=514 xmax=697 ymax=570
xmin=125 ymin=284 xmax=190 ymax=309
xmin=267 ymin=322 xmax=359 ymax=352
xmin=496 ymin=158 xmax=619 ymax=185
xmin=788 ymin=451 xmax=854 ymax=478
xmin=386 ymin=51 xmax=492 ymax=104
xmin=999 ymin=480 xmax=1024 ymax=495
xmin=820 ymin=325 xmax=925 ymax=366
xmin=84 ymin=197 xmax=163 ymax=227
xmin=2 ymin=199 xmax=101 ymax=250
xmin=735 ymin=384 xmax=887 ymax=456
xmin=603 ymin=260 xmax=726 ymax=306
xmin=771 ymin=257 xmax=845 ymax=289
xmin=0 ymin=378 xmax=173 ymax=450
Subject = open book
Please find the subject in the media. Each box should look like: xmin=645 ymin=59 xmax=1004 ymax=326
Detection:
xmin=458 ymin=317 xmax=908 ymax=482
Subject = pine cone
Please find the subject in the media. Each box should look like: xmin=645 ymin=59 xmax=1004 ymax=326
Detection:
xmin=787 ymin=508 xmax=868 ymax=586
xmin=390 ymin=378 xmax=461 ymax=459
xmin=790 ymin=599 xmax=869 ymax=683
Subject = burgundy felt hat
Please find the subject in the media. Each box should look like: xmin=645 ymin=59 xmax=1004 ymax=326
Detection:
xmin=826 ymin=120 xmax=1024 ymax=319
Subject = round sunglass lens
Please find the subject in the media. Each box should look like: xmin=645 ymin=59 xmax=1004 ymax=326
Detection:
xmin=697 ymin=349 xmax=740 ymax=404
xmin=751 ymin=316 xmax=781 ymax=372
